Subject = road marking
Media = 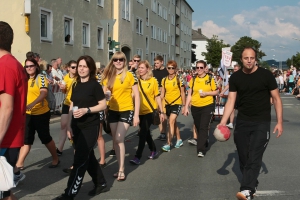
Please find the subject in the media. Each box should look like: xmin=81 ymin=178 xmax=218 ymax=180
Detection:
xmin=283 ymin=104 xmax=295 ymax=106
xmin=281 ymin=97 xmax=296 ymax=98
xmin=256 ymin=190 xmax=285 ymax=196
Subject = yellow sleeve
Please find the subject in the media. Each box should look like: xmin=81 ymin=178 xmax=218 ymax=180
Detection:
xmin=211 ymin=77 xmax=217 ymax=91
xmin=38 ymin=75 xmax=48 ymax=89
xmin=161 ymin=77 xmax=166 ymax=89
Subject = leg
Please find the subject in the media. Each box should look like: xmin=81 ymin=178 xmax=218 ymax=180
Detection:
xmin=57 ymin=113 xmax=69 ymax=152
xmin=193 ymin=125 xmax=197 ymax=139
xmin=97 ymin=123 xmax=106 ymax=165
xmin=136 ymin=114 xmax=153 ymax=159
xmin=45 ymin=140 xmax=59 ymax=165
xmin=16 ymin=145 xmax=31 ymax=168
xmin=167 ymin=114 xmax=177 ymax=145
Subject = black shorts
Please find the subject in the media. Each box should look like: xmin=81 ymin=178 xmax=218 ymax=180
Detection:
xmin=107 ymin=110 xmax=134 ymax=125
xmin=24 ymin=111 xmax=52 ymax=145
xmin=165 ymin=104 xmax=182 ymax=117
xmin=99 ymin=110 xmax=105 ymax=122
xmin=62 ymin=104 xmax=70 ymax=114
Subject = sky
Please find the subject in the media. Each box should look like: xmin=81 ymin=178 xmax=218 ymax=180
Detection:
xmin=187 ymin=0 xmax=300 ymax=62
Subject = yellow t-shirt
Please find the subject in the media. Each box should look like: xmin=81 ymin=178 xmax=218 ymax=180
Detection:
xmin=27 ymin=75 xmax=50 ymax=115
xmin=63 ymin=73 xmax=75 ymax=106
xmin=102 ymin=71 xmax=137 ymax=111
xmin=139 ymin=77 xmax=160 ymax=115
xmin=189 ymin=74 xmax=217 ymax=107
xmin=162 ymin=76 xmax=184 ymax=105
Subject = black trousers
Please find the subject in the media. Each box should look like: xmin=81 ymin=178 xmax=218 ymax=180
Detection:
xmin=234 ymin=119 xmax=270 ymax=192
xmin=191 ymin=104 xmax=214 ymax=153
xmin=135 ymin=113 xmax=156 ymax=159
xmin=64 ymin=124 xmax=106 ymax=197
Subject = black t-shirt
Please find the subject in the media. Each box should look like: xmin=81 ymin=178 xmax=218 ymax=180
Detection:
xmin=153 ymin=67 xmax=169 ymax=87
xmin=229 ymin=67 xmax=277 ymax=122
xmin=71 ymin=79 xmax=105 ymax=128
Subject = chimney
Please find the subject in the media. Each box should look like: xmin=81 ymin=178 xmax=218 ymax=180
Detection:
xmin=198 ymin=28 xmax=202 ymax=35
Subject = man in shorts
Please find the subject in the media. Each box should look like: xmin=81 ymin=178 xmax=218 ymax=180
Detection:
xmin=0 ymin=21 xmax=28 ymax=200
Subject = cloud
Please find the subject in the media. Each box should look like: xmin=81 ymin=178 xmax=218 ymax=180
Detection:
xmin=232 ymin=14 xmax=244 ymax=26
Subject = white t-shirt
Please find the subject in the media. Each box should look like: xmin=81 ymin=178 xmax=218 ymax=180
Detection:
xmin=51 ymin=68 xmax=64 ymax=82
xmin=279 ymin=75 xmax=284 ymax=84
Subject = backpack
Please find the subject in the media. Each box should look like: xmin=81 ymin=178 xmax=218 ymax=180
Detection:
xmin=35 ymin=74 xmax=56 ymax=111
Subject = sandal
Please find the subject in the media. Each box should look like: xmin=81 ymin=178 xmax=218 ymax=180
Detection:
xmin=117 ymin=171 xmax=126 ymax=182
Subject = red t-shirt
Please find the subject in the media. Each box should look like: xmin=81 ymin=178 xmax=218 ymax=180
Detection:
xmin=0 ymin=54 xmax=28 ymax=148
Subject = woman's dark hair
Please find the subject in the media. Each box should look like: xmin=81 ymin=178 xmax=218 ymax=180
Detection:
xmin=196 ymin=60 xmax=207 ymax=68
xmin=75 ymin=55 xmax=96 ymax=82
xmin=24 ymin=58 xmax=40 ymax=80
xmin=67 ymin=60 xmax=77 ymax=67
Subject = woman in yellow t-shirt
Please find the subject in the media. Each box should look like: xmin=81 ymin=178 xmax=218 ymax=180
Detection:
xmin=101 ymin=52 xmax=140 ymax=181
xmin=129 ymin=60 xmax=164 ymax=165
xmin=161 ymin=60 xmax=186 ymax=152
xmin=183 ymin=60 xmax=219 ymax=157
xmin=56 ymin=60 xmax=77 ymax=156
xmin=16 ymin=58 xmax=59 ymax=169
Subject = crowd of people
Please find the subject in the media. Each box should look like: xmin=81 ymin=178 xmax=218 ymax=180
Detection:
xmin=1 ymin=21 xmax=283 ymax=200
xmin=273 ymin=67 xmax=300 ymax=97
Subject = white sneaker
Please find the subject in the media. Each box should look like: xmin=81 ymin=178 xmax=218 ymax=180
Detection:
xmin=226 ymin=123 xmax=233 ymax=129
xmin=14 ymin=172 xmax=26 ymax=186
xmin=197 ymin=152 xmax=204 ymax=157
xmin=236 ymin=190 xmax=253 ymax=200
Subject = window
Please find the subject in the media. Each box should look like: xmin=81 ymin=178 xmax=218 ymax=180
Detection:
xmin=40 ymin=8 xmax=52 ymax=42
xmin=157 ymin=27 xmax=160 ymax=41
xmin=97 ymin=27 xmax=103 ymax=49
xmin=151 ymin=52 xmax=156 ymax=65
xmin=171 ymin=15 xmax=175 ymax=25
xmin=97 ymin=0 xmax=104 ymax=7
xmin=136 ymin=48 xmax=143 ymax=59
xmin=163 ymin=7 xmax=167 ymax=20
xmin=122 ymin=0 xmax=130 ymax=21
xmin=146 ymin=8 xmax=149 ymax=26
xmin=158 ymin=3 xmax=162 ymax=17
xmin=151 ymin=25 xmax=156 ymax=39
xmin=146 ymin=36 xmax=149 ymax=55
xmin=136 ymin=17 xmax=143 ymax=35
xmin=171 ymin=35 xmax=175 ymax=46
xmin=164 ymin=31 xmax=167 ymax=43
xmin=152 ymin=0 xmax=157 ymax=12
xmin=64 ymin=16 xmax=74 ymax=44
xmin=82 ymin=22 xmax=90 ymax=47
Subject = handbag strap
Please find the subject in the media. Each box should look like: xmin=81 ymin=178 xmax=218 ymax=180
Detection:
xmin=138 ymin=79 xmax=155 ymax=112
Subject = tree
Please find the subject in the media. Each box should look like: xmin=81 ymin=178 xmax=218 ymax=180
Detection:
xmin=201 ymin=35 xmax=230 ymax=68
xmin=231 ymin=36 xmax=266 ymax=67
xmin=287 ymin=52 xmax=300 ymax=69
xmin=258 ymin=60 xmax=270 ymax=71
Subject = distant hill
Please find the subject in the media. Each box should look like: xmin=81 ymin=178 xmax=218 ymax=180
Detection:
xmin=265 ymin=60 xmax=288 ymax=69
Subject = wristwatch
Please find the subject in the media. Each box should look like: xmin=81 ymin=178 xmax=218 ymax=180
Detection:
xmin=87 ymin=107 xmax=91 ymax=114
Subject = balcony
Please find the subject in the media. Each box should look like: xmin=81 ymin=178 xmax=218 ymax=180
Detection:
xmin=176 ymin=6 xmax=180 ymax=16
xmin=176 ymin=27 xmax=180 ymax=36
xmin=176 ymin=46 xmax=180 ymax=55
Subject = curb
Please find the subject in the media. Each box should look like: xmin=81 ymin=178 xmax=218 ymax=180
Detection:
xmin=50 ymin=117 xmax=61 ymax=124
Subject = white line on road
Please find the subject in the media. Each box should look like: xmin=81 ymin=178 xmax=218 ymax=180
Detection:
xmin=256 ymin=190 xmax=285 ymax=196
xmin=281 ymin=97 xmax=296 ymax=98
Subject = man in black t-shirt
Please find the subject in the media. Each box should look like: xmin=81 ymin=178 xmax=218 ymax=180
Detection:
xmin=153 ymin=55 xmax=168 ymax=140
xmin=219 ymin=47 xmax=283 ymax=200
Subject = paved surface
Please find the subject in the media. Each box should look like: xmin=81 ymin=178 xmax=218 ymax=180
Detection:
xmin=12 ymin=94 xmax=300 ymax=200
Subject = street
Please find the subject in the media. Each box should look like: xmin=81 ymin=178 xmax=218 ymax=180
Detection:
xmin=12 ymin=94 xmax=300 ymax=200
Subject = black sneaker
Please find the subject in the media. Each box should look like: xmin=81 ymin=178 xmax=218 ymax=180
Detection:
xmin=109 ymin=149 xmax=116 ymax=157
xmin=157 ymin=133 xmax=166 ymax=141
xmin=56 ymin=148 xmax=63 ymax=156
xmin=62 ymin=168 xmax=72 ymax=175
xmin=53 ymin=194 xmax=74 ymax=200
xmin=88 ymin=184 xmax=110 ymax=196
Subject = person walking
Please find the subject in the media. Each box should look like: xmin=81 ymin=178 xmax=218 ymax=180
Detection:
xmin=101 ymin=52 xmax=140 ymax=181
xmin=183 ymin=60 xmax=218 ymax=157
xmin=55 ymin=55 xmax=108 ymax=200
xmin=129 ymin=60 xmax=164 ymax=165
xmin=16 ymin=58 xmax=60 ymax=170
xmin=161 ymin=60 xmax=186 ymax=152
xmin=218 ymin=47 xmax=283 ymax=200
xmin=0 ymin=21 xmax=28 ymax=200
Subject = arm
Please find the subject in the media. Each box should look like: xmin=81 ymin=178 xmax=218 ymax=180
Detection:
xmin=0 ymin=93 xmax=14 ymax=145
xmin=180 ymin=86 xmax=186 ymax=107
xmin=220 ymin=84 xmax=229 ymax=97
xmin=132 ymin=84 xmax=140 ymax=126
xmin=26 ymin=89 xmax=48 ymax=110
xmin=155 ymin=95 xmax=165 ymax=122
xmin=270 ymin=88 xmax=283 ymax=137
xmin=219 ymin=91 xmax=237 ymax=126
xmin=73 ymin=99 xmax=107 ymax=118
xmin=183 ymin=88 xmax=192 ymax=116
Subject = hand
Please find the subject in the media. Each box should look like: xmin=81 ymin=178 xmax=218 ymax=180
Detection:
xmin=160 ymin=113 xmax=165 ymax=122
xmin=273 ymin=123 xmax=283 ymax=138
xmin=181 ymin=107 xmax=185 ymax=115
xmin=67 ymin=126 xmax=73 ymax=140
xmin=219 ymin=92 xmax=224 ymax=97
xmin=59 ymin=83 xmax=66 ymax=90
xmin=26 ymin=103 xmax=35 ymax=111
xmin=133 ymin=116 xmax=140 ymax=127
xmin=200 ymin=92 xmax=207 ymax=97
xmin=73 ymin=108 xmax=87 ymax=118
xmin=183 ymin=107 xmax=189 ymax=116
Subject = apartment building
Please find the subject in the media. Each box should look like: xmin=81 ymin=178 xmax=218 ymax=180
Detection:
xmin=0 ymin=0 xmax=111 ymax=65
xmin=113 ymin=0 xmax=193 ymax=68
xmin=1 ymin=0 xmax=193 ymax=68
xmin=192 ymin=28 xmax=208 ymax=63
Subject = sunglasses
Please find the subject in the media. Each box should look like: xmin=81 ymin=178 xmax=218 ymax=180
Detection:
xmin=167 ymin=67 xmax=175 ymax=70
xmin=70 ymin=66 xmax=76 ymax=69
xmin=196 ymin=67 xmax=204 ymax=69
xmin=113 ymin=58 xmax=124 ymax=62
xmin=25 ymin=64 xmax=36 ymax=68
xmin=133 ymin=59 xmax=140 ymax=62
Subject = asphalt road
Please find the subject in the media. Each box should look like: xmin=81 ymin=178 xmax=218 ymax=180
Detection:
xmin=12 ymin=94 xmax=300 ymax=200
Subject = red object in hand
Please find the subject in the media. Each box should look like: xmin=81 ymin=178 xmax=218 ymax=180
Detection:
xmin=214 ymin=125 xmax=231 ymax=142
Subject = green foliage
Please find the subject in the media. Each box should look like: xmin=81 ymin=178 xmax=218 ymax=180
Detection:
xmin=201 ymin=35 xmax=230 ymax=68
xmin=287 ymin=52 xmax=300 ymax=69
xmin=230 ymin=36 xmax=266 ymax=67
xmin=259 ymin=61 xmax=271 ymax=71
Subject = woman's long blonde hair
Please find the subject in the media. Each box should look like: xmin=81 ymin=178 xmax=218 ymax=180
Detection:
xmin=136 ymin=60 xmax=153 ymax=80
xmin=101 ymin=52 xmax=128 ymax=89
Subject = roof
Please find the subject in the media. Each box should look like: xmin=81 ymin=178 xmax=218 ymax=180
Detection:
xmin=192 ymin=29 xmax=208 ymax=40
xmin=183 ymin=0 xmax=194 ymax=12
